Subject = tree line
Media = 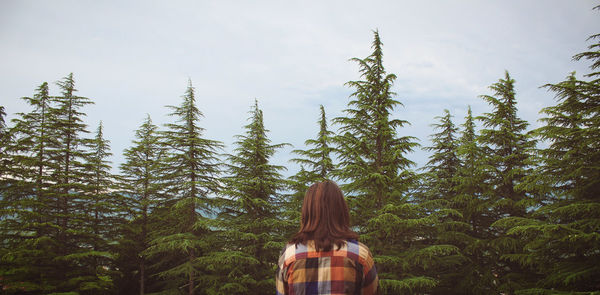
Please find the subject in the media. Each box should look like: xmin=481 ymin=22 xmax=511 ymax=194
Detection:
xmin=0 ymin=27 xmax=599 ymax=295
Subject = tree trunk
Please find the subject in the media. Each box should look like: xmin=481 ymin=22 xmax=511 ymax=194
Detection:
xmin=140 ymin=259 xmax=145 ymax=295
xmin=189 ymin=249 xmax=194 ymax=295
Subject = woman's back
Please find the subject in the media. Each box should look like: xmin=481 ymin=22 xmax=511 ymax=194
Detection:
xmin=276 ymin=239 xmax=378 ymax=295
xmin=276 ymin=181 xmax=378 ymax=294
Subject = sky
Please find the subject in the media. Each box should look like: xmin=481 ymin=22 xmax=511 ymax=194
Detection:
xmin=1 ymin=0 xmax=599 ymax=177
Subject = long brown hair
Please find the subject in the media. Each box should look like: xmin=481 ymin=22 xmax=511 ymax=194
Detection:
xmin=290 ymin=180 xmax=359 ymax=251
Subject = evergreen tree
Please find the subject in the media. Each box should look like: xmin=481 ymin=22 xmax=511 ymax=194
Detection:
xmin=421 ymin=110 xmax=470 ymax=295
xmin=333 ymin=30 xmax=418 ymax=229
xmin=3 ymin=82 xmax=56 ymax=223
xmin=79 ymin=121 xmax=118 ymax=294
xmin=1 ymin=74 xmax=107 ymax=294
xmin=285 ymin=166 xmax=310 ymax=235
xmin=0 ymin=105 xmax=6 ymax=131
xmin=48 ymin=73 xmax=105 ymax=293
xmin=364 ymin=110 xmax=464 ymax=295
xmin=291 ymin=104 xmax=335 ymax=184
xmin=335 ymin=31 xmax=442 ymax=294
xmin=422 ymin=109 xmax=460 ymax=201
xmin=287 ymin=105 xmax=335 ymax=234
xmin=496 ymin=32 xmax=600 ymax=293
xmin=0 ymin=105 xmax=9 ymax=171
xmin=0 ymin=104 xmax=8 ymax=195
xmin=477 ymin=71 xmax=537 ymax=293
xmin=454 ymin=107 xmax=484 ymax=229
xmin=448 ymin=106 xmax=497 ymax=294
xmin=143 ymin=81 xmax=223 ymax=295
xmin=116 ymin=115 xmax=166 ymax=295
xmin=478 ymin=71 xmax=534 ymax=219
xmin=0 ymin=82 xmax=60 ymax=293
xmin=203 ymin=100 xmax=288 ymax=294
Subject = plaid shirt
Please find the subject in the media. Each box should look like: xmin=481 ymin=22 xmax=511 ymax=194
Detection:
xmin=276 ymin=240 xmax=378 ymax=295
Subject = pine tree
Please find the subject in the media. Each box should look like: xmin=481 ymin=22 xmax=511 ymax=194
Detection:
xmin=78 ymin=121 xmax=118 ymax=294
xmin=0 ymin=105 xmax=8 ymax=199
xmin=333 ymin=30 xmax=418 ymax=229
xmin=421 ymin=110 xmax=470 ymax=294
xmin=143 ymin=81 xmax=223 ymax=295
xmin=287 ymin=105 xmax=335 ymax=234
xmin=48 ymin=73 xmax=106 ymax=293
xmin=454 ymin=107 xmax=485 ymax=229
xmin=364 ymin=110 xmax=464 ymax=295
xmin=0 ymin=105 xmax=6 ymax=131
xmin=0 ymin=105 xmax=9 ymax=171
xmin=478 ymin=71 xmax=534 ymax=219
xmin=291 ymin=104 xmax=335 ymax=184
xmin=4 ymin=82 xmax=56 ymax=224
xmin=284 ymin=166 xmax=310 ymax=236
xmin=334 ymin=31 xmax=440 ymax=294
xmin=422 ymin=109 xmax=460 ymax=201
xmin=0 ymin=75 xmax=106 ymax=293
xmin=477 ymin=71 xmax=537 ymax=293
xmin=447 ymin=107 xmax=497 ymax=294
xmin=117 ymin=115 xmax=166 ymax=295
xmin=495 ymin=32 xmax=600 ymax=293
xmin=0 ymin=82 xmax=61 ymax=293
xmin=203 ymin=100 xmax=288 ymax=294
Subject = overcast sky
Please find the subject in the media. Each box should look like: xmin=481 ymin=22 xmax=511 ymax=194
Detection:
xmin=1 ymin=0 xmax=599 ymax=177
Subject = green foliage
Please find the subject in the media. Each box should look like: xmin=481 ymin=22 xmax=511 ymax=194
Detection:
xmin=0 ymin=74 xmax=122 ymax=295
xmin=333 ymin=30 xmax=418 ymax=229
xmin=379 ymin=276 xmax=438 ymax=295
xmin=286 ymin=105 xmax=336 ymax=236
xmin=116 ymin=114 xmax=166 ymax=294
xmin=422 ymin=109 xmax=460 ymax=199
xmin=1 ymin=82 xmax=59 ymax=294
xmin=291 ymin=104 xmax=335 ymax=183
xmin=497 ymin=32 xmax=600 ymax=294
xmin=0 ymin=105 xmax=12 ymax=176
xmin=474 ymin=71 xmax=539 ymax=294
xmin=208 ymin=100 xmax=289 ymax=295
xmin=145 ymin=80 xmax=224 ymax=294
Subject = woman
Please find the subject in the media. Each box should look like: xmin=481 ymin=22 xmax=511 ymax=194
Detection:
xmin=276 ymin=180 xmax=378 ymax=295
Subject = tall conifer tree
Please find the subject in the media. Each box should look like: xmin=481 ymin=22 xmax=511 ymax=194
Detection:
xmin=117 ymin=115 xmax=165 ymax=295
xmin=335 ymin=31 xmax=437 ymax=294
xmin=496 ymin=32 xmax=600 ymax=293
xmin=422 ymin=109 xmax=460 ymax=201
xmin=50 ymin=73 xmax=93 ymax=243
xmin=79 ymin=121 xmax=118 ymax=293
xmin=333 ymin=30 xmax=418 ymax=228
xmin=2 ymin=74 xmax=103 ymax=293
xmin=450 ymin=106 xmax=497 ymax=295
xmin=203 ymin=100 xmax=288 ymax=294
xmin=49 ymin=73 xmax=112 ymax=293
xmin=0 ymin=105 xmax=6 ymax=133
xmin=421 ymin=110 xmax=469 ymax=294
xmin=0 ymin=82 xmax=61 ymax=293
xmin=478 ymin=71 xmax=534 ymax=219
xmin=0 ymin=105 xmax=9 ymax=172
xmin=4 ymin=82 xmax=56 ymax=226
xmin=477 ymin=71 xmax=537 ymax=293
xmin=291 ymin=104 xmax=335 ymax=184
xmin=144 ymin=81 xmax=223 ymax=295
xmin=287 ymin=105 xmax=335 ymax=232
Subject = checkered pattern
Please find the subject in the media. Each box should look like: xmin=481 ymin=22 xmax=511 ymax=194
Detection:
xmin=276 ymin=240 xmax=378 ymax=295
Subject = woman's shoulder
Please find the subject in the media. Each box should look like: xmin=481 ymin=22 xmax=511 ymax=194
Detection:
xmin=279 ymin=240 xmax=373 ymax=262
xmin=343 ymin=240 xmax=374 ymax=260
xmin=279 ymin=241 xmax=315 ymax=258
xmin=278 ymin=242 xmax=308 ymax=267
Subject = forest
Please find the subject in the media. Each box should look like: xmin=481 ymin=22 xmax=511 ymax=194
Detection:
xmin=1 ymin=16 xmax=599 ymax=295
